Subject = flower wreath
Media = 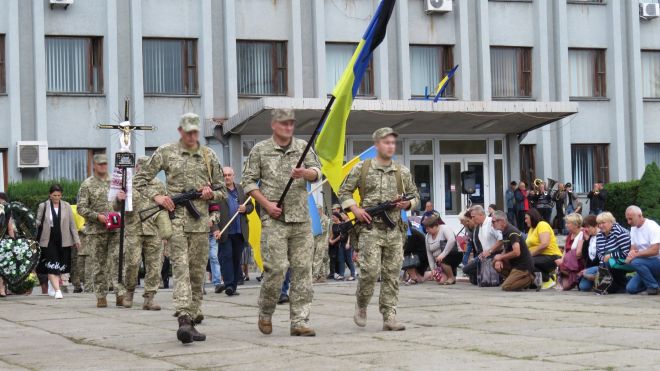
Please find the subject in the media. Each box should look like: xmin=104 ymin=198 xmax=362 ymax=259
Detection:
xmin=0 ymin=202 xmax=40 ymax=285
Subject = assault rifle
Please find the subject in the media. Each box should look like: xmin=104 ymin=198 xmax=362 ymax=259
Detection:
xmin=336 ymin=193 xmax=416 ymax=235
xmin=139 ymin=186 xmax=222 ymax=222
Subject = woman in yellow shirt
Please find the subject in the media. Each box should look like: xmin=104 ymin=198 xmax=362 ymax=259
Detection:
xmin=525 ymin=208 xmax=562 ymax=289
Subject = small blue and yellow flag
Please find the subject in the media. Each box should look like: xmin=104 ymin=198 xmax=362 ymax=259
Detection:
xmin=315 ymin=0 xmax=396 ymax=193
xmin=433 ymin=64 xmax=459 ymax=103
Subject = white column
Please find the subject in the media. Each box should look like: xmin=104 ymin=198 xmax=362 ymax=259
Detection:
xmin=105 ymin=0 xmax=124 ymax=158
xmin=312 ymin=0 xmax=326 ymax=98
xmin=223 ymin=0 xmax=238 ymax=116
xmin=290 ymin=0 xmax=304 ymax=98
xmin=533 ymin=0 xmax=552 ymax=180
xmin=128 ymin=0 xmax=145 ymax=157
xmin=375 ymin=34 xmax=389 ymax=100
xmin=7 ymin=0 xmax=22 ymax=182
xmin=627 ymin=1 xmax=645 ymax=179
xmin=396 ymin=0 xmax=410 ymax=100
xmin=455 ymin=0 xmax=471 ymax=100
xmin=476 ymin=0 xmax=491 ymax=101
xmin=199 ymin=0 xmax=214 ymax=144
xmin=32 ymin=0 xmax=47 ymax=142
xmin=608 ymin=1 xmax=627 ymax=182
xmin=554 ymin=0 xmax=572 ymax=182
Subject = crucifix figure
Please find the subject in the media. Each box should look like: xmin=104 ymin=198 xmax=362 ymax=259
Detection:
xmin=97 ymin=98 xmax=154 ymax=284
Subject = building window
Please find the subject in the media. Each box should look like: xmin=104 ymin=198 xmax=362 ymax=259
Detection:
xmin=409 ymin=45 xmax=454 ymax=97
xmin=568 ymin=48 xmax=606 ymax=98
xmin=47 ymin=149 xmax=104 ymax=181
xmin=572 ymin=144 xmax=609 ymax=193
xmin=0 ymin=35 xmax=5 ymax=94
xmin=490 ymin=47 xmax=532 ymax=98
xmin=143 ymin=38 xmax=198 ymax=95
xmin=45 ymin=36 xmax=103 ymax=94
xmin=520 ymin=144 xmax=536 ymax=184
xmin=439 ymin=140 xmax=487 ymax=155
xmin=642 ymin=51 xmax=660 ymax=98
xmin=645 ymin=143 xmax=660 ymax=166
xmin=567 ymin=0 xmax=604 ymax=4
xmin=326 ymin=43 xmax=373 ymax=96
xmin=237 ymin=40 xmax=287 ymax=96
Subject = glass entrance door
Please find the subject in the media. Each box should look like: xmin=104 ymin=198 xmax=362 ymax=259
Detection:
xmin=410 ymin=160 xmax=433 ymax=211
xmin=440 ymin=157 xmax=488 ymax=215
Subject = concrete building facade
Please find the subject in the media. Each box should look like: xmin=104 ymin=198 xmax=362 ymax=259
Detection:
xmin=0 ymin=0 xmax=659 ymax=226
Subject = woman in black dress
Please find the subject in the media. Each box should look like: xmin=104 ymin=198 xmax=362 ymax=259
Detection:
xmin=36 ymin=184 xmax=80 ymax=299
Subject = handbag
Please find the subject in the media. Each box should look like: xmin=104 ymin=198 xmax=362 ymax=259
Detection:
xmin=105 ymin=212 xmax=121 ymax=231
xmin=593 ymin=264 xmax=613 ymax=295
xmin=477 ymin=257 xmax=501 ymax=287
xmin=401 ymin=253 xmax=420 ymax=270
xmin=432 ymin=266 xmax=445 ymax=283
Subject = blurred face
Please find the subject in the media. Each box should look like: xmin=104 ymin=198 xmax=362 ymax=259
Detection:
xmin=525 ymin=214 xmax=532 ymax=228
xmin=425 ymin=202 xmax=433 ymax=212
xmin=510 ymin=183 xmax=517 ymax=190
xmin=93 ymin=162 xmax=108 ymax=177
xmin=598 ymin=220 xmax=613 ymax=235
xmin=491 ymin=217 xmax=506 ymax=232
xmin=331 ymin=215 xmax=340 ymax=223
xmin=178 ymin=128 xmax=200 ymax=149
xmin=375 ymin=135 xmax=396 ymax=159
xmin=472 ymin=212 xmax=485 ymax=225
xmin=519 ymin=182 xmax=526 ymax=191
xmin=223 ymin=167 xmax=235 ymax=187
xmin=271 ymin=120 xmax=295 ymax=141
xmin=488 ymin=206 xmax=495 ymax=215
xmin=426 ymin=224 xmax=439 ymax=234
xmin=566 ymin=185 xmax=572 ymax=192
xmin=586 ymin=225 xmax=599 ymax=237
xmin=625 ymin=211 xmax=644 ymax=228
xmin=49 ymin=191 xmax=62 ymax=204
xmin=566 ymin=221 xmax=579 ymax=234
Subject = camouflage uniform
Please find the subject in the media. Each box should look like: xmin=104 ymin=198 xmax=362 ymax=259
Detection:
xmin=76 ymin=231 xmax=95 ymax=292
xmin=134 ymin=138 xmax=226 ymax=319
xmin=77 ymin=172 xmax=123 ymax=300
xmin=241 ymin=136 xmax=321 ymax=329
xmin=337 ymin=130 xmax=419 ymax=322
xmin=312 ymin=214 xmax=331 ymax=280
xmin=122 ymin=170 xmax=168 ymax=296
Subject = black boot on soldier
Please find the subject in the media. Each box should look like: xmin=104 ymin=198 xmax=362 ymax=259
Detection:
xmin=177 ymin=315 xmax=194 ymax=344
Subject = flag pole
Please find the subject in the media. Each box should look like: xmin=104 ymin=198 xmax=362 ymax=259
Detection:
xmin=217 ymin=196 xmax=253 ymax=237
xmin=276 ymin=95 xmax=336 ymax=208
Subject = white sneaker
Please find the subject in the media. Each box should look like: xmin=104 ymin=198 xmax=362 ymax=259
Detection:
xmin=54 ymin=290 xmax=63 ymax=299
xmin=48 ymin=281 xmax=55 ymax=297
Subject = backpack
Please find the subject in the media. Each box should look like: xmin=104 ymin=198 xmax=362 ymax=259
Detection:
xmin=477 ymin=257 xmax=501 ymax=287
xmin=593 ymin=264 xmax=613 ymax=295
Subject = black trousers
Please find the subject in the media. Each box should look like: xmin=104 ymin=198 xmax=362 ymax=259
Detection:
xmin=463 ymin=258 xmax=479 ymax=285
xmin=219 ymin=234 xmax=245 ymax=291
xmin=533 ymin=255 xmax=561 ymax=281
xmin=161 ymin=257 xmax=171 ymax=289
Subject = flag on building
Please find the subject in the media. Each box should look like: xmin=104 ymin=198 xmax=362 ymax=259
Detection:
xmin=433 ymin=64 xmax=459 ymax=102
xmin=315 ymin=0 xmax=396 ymax=193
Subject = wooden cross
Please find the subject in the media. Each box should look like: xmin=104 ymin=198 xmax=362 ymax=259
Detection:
xmin=97 ymin=98 xmax=154 ymax=284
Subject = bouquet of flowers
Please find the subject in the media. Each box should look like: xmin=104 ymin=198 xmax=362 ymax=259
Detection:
xmin=8 ymin=272 xmax=38 ymax=295
xmin=0 ymin=237 xmax=40 ymax=285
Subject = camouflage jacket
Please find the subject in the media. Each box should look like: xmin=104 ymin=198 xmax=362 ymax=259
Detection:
xmin=77 ymin=174 xmax=116 ymax=235
xmin=241 ymin=137 xmax=321 ymax=223
xmin=338 ymin=159 xmax=420 ymax=225
xmin=134 ymin=141 xmax=227 ymax=233
xmin=120 ymin=178 xmax=167 ymax=236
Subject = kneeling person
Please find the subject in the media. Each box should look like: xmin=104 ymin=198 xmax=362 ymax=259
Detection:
xmin=338 ymin=127 xmax=420 ymax=331
xmin=491 ymin=211 xmax=535 ymax=291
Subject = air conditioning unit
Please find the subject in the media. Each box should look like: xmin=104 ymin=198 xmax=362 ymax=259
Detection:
xmin=640 ymin=2 xmax=660 ymax=19
xmin=17 ymin=141 xmax=49 ymax=168
xmin=425 ymin=0 xmax=453 ymax=14
xmin=49 ymin=0 xmax=73 ymax=10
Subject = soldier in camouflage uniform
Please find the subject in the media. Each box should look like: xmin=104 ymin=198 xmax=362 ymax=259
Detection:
xmin=338 ymin=127 xmax=419 ymax=331
xmin=77 ymin=154 xmax=125 ymax=308
xmin=134 ymin=113 xmax=226 ymax=344
xmin=116 ymin=156 xmax=169 ymax=310
xmin=312 ymin=208 xmax=331 ymax=283
xmin=241 ymin=108 xmax=321 ymax=337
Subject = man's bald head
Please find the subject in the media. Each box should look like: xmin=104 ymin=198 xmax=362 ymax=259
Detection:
xmin=625 ymin=205 xmax=645 ymax=228
xmin=223 ymin=166 xmax=236 ymax=187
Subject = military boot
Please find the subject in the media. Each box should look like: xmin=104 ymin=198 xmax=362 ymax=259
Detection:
xmin=258 ymin=316 xmax=272 ymax=335
xmin=123 ymin=291 xmax=134 ymax=308
xmin=290 ymin=325 xmax=316 ymax=337
xmin=193 ymin=314 xmax=204 ymax=324
xmin=383 ymin=317 xmax=406 ymax=331
xmin=177 ymin=315 xmax=194 ymax=344
xmin=97 ymin=297 xmax=107 ymax=308
xmin=354 ymin=304 xmax=367 ymax=327
xmin=142 ymin=292 xmax=161 ymax=311
xmin=115 ymin=295 xmax=124 ymax=307
xmin=190 ymin=324 xmax=206 ymax=342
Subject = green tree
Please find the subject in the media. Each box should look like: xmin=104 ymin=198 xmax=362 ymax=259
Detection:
xmin=604 ymin=180 xmax=640 ymax=228
xmin=637 ymin=162 xmax=660 ymax=223
xmin=7 ymin=180 xmax=81 ymax=212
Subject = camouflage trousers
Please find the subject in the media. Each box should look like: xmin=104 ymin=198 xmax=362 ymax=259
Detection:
xmin=90 ymin=232 xmax=126 ymax=299
xmin=169 ymin=227 xmax=207 ymax=318
xmin=312 ymin=234 xmax=329 ymax=280
xmin=258 ymin=218 xmax=314 ymax=328
xmin=124 ymin=233 xmax=163 ymax=293
xmin=72 ymin=234 xmax=95 ymax=292
xmin=355 ymin=225 xmax=404 ymax=320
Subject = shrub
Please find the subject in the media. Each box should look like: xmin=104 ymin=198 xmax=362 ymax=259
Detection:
xmin=637 ymin=162 xmax=660 ymax=224
xmin=603 ymin=180 xmax=640 ymax=228
xmin=7 ymin=179 xmax=82 ymax=212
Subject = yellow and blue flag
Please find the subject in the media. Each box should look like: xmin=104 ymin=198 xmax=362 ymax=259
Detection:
xmin=307 ymin=183 xmax=323 ymax=236
xmin=315 ymin=0 xmax=396 ymax=193
xmin=433 ymin=64 xmax=459 ymax=103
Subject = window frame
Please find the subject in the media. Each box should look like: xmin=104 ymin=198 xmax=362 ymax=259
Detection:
xmin=519 ymin=144 xmax=536 ymax=185
xmin=45 ymin=35 xmax=104 ymax=95
xmin=568 ymin=48 xmax=607 ymax=99
xmin=142 ymin=37 xmax=199 ymax=96
xmin=0 ymin=34 xmax=5 ymax=94
xmin=641 ymin=49 xmax=660 ymax=99
xmin=236 ymin=39 xmax=288 ymax=97
xmin=571 ymin=144 xmax=610 ymax=193
xmin=409 ymin=44 xmax=455 ymax=98
xmin=490 ymin=46 xmax=533 ymax=99
xmin=325 ymin=41 xmax=374 ymax=97
xmin=567 ymin=0 xmax=606 ymax=5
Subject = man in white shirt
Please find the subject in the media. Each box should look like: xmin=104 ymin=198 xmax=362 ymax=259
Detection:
xmin=461 ymin=205 xmax=503 ymax=285
xmin=625 ymin=205 xmax=660 ymax=295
